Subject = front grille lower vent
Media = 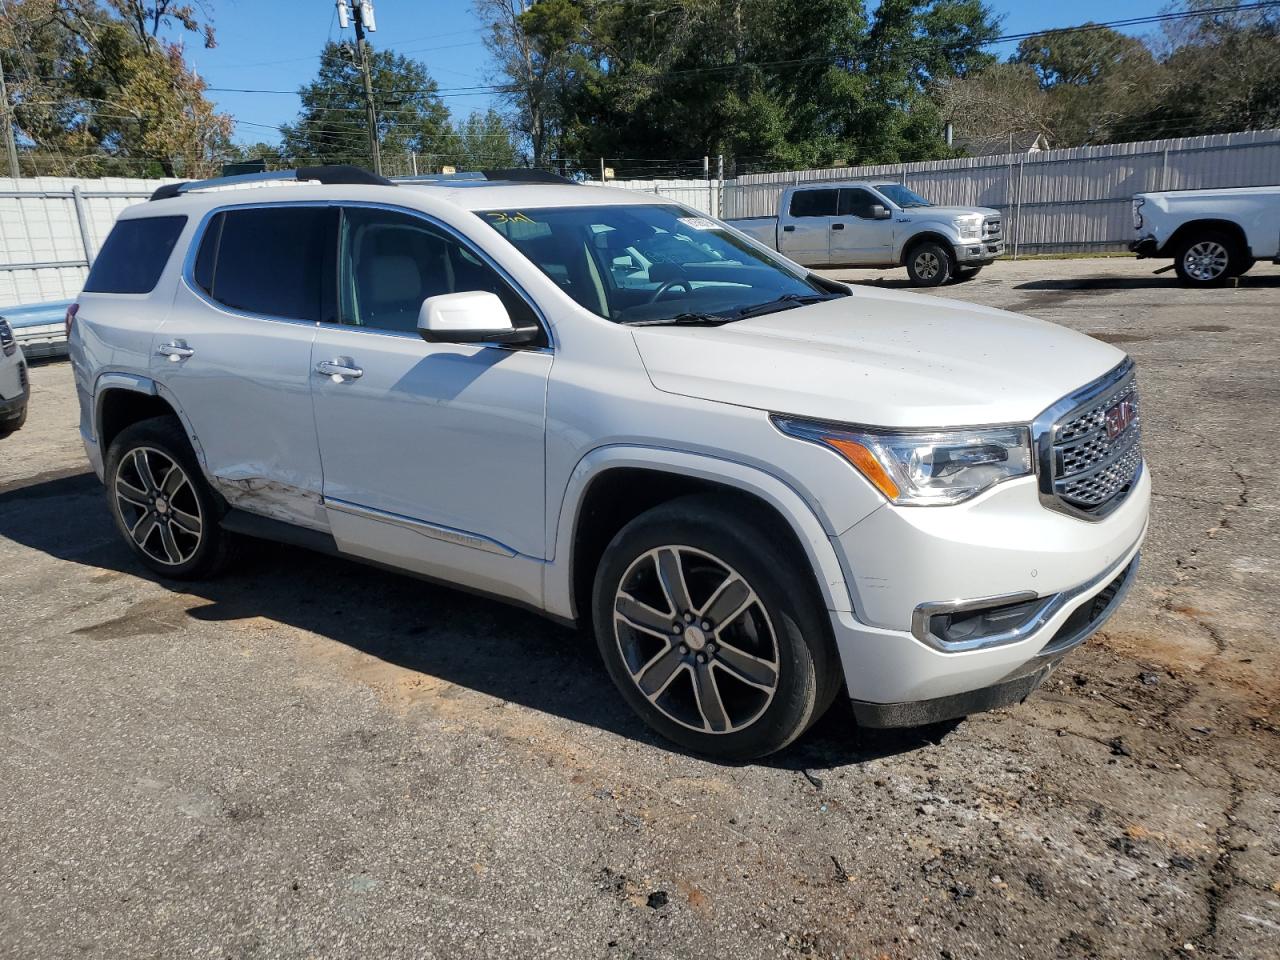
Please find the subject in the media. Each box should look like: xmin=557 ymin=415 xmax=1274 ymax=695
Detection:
xmin=1037 ymin=362 xmax=1143 ymax=520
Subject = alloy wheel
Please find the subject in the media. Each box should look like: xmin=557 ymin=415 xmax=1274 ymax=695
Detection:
xmin=1183 ymin=241 xmax=1229 ymax=281
xmin=612 ymin=545 xmax=780 ymax=734
xmin=113 ymin=446 xmax=204 ymax=566
xmin=913 ymin=251 xmax=940 ymax=280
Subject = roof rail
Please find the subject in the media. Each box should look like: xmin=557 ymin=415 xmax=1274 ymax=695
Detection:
xmin=482 ymin=169 xmax=576 ymax=185
xmin=149 ymin=164 xmax=394 ymax=201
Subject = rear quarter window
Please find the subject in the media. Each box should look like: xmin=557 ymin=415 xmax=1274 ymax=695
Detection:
xmin=83 ymin=215 xmax=187 ymax=294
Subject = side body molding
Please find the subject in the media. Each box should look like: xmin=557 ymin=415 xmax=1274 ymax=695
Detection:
xmin=544 ymin=445 xmax=855 ymax=622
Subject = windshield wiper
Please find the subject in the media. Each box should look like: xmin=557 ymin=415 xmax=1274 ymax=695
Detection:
xmin=734 ymin=293 xmax=840 ymax=320
xmin=622 ymin=312 xmax=736 ymax=327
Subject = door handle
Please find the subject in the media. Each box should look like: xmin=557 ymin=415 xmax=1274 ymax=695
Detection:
xmin=782 ymin=225 xmax=795 ymax=233
xmin=831 ymin=223 xmax=845 ymax=230
xmin=156 ymin=341 xmax=195 ymax=361
xmin=315 ymin=358 xmax=363 ymax=382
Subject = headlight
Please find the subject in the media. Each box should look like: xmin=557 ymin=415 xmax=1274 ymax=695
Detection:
xmin=773 ymin=417 xmax=1033 ymax=506
xmin=1132 ymin=197 xmax=1145 ymax=230
xmin=953 ymin=215 xmax=982 ymax=241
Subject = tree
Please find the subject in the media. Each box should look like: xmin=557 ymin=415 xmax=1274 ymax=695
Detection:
xmin=438 ymin=109 xmax=523 ymax=171
xmin=473 ymin=0 xmax=576 ymax=167
xmin=0 ymin=0 xmax=230 ymax=175
xmin=281 ymin=41 xmax=450 ymax=169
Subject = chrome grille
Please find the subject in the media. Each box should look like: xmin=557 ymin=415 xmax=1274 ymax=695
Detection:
xmin=0 ymin=318 xmax=14 ymax=357
xmin=1037 ymin=362 xmax=1143 ymax=520
xmin=983 ymin=218 xmax=1002 ymax=239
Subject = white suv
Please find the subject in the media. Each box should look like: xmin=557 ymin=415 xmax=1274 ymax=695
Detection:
xmin=69 ymin=166 xmax=1150 ymax=759
xmin=0 ymin=317 xmax=29 ymax=437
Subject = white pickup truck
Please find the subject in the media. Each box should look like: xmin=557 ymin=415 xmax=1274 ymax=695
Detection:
xmin=1130 ymin=185 xmax=1280 ymax=286
xmin=729 ymin=181 xmax=1003 ymax=286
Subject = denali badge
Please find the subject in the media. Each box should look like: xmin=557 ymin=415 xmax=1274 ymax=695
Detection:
xmin=1104 ymin=398 xmax=1137 ymax=440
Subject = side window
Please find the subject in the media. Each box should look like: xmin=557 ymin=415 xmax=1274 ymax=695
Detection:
xmin=839 ymin=188 xmax=881 ymax=219
xmin=339 ymin=207 xmax=537 ymax=335
xmin=83 ymin=215 xmax=187 ymax=294
xmin=789 ymin=189 xmax=838 ymax=218
xmin=199 ymin=207 xmax=331 ymax=321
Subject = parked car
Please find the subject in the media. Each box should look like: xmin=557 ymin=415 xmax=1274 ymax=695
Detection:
xmin=1130 ymin=185 xmax=1280 ymax=286
xmin=0 ymin=317 xmax=29 ymax=437
xmin=728 ymin=181 xmax=1003 ymax=286
xmin=69 ymin=165 xmax=1148 ymax=760
xmin=0 ymin=298 xmax=73 ymax=358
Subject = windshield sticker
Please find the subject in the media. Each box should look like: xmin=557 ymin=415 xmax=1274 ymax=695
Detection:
xmin=677 ymin=216 xmax=720 ymax=231
xmin=486 ymin=212 xmax=538 ymax=224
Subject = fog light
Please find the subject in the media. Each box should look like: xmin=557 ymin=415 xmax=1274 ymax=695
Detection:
xmin=931 ymin=595 xmax=1045 ymax=645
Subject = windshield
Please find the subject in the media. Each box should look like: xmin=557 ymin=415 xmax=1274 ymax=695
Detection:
xmin=874 ymin=184 xmax=932 ymax=208
xmin=479 ymin=204 xmax=839 ymax=323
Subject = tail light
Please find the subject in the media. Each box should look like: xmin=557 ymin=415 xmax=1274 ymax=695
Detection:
xmin=65 ymin=302 xmax=79 ymax=338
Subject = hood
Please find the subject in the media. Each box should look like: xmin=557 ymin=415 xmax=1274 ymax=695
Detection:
xmin=905 ymin=205 xmax=1001 ymax=220
xmin=631 ymin=287 xmax=1125 ymax=428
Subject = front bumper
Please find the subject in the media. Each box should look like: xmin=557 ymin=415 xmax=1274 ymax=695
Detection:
xmin=825 ymin=466 xmax=1150 ymax=716
xmin=955 ymin=238 xmax=1003 ymax=263
xmin=0 ymin=376 xmax=29 ymax=423
xmin=851 ymin=553 xmax=1139 ymax=726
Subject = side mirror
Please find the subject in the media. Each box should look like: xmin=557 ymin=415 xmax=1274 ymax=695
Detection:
xmin=871 ymin=204 xmax=892 ymax=220
xmin=417 ymin=291 xmax=538 ymax=345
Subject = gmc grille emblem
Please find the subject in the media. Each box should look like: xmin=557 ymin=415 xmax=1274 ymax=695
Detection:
xmin=1104 ymin=398 xmax=1136 ymax=440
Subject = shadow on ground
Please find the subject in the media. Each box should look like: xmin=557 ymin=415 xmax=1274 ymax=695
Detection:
xmin=0 ymin=471 xmax=951 ymax=769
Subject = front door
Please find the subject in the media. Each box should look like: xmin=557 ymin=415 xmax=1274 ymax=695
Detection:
xmin=311 ymin=206 xmax=552 ymax=604
xmin=780 ymin=188 xmax=837 ymax=266
xmin=830 ymin=187 xmax=897 ymax=265
xmin=152 ymin=204 xmax=335 ymax=528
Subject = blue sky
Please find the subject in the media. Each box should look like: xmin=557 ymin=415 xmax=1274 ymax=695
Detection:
xmin=184 ymin=0 xmax=1166 ymax=146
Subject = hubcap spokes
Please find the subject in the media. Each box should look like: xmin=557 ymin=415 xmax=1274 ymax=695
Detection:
xmin=114 ymin=447 xmax=203 ymax=566
xmin=613 ymin=546 xmax=779 ymax=735
xmin=1185 ymin=241 xmax=1227 ymax=281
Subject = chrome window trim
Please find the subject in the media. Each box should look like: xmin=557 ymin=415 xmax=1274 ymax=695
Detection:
xmin=1032 ymin=357 xmax=1140 ymax=522
xmin=323 ymin=496 xmax=517 ymax=557
xmin=911 ymin=531 xmax=1144 ymax=653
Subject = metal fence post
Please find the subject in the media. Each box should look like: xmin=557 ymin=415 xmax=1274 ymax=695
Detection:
xmin=1013 ymin=157 xmax=1025 ymax=260
xmin=70 ymin=185 xmax=94 ymax=267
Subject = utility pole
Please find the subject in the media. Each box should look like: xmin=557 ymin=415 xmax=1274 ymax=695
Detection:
xmin=0 ymin=56 xmax=20 ymax=180
xmin=338 ymin=1 xmax=381 ymax=175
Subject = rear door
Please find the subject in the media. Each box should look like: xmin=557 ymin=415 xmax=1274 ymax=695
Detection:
xmin=830 ymin=187 xmax=897 ymax=265
xmin=150 ymin=204 xmax=335 ymax=528
xmin=779 ymin=188 xmax=837 ymax=266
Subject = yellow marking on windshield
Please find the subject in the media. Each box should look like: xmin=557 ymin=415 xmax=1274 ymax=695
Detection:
xmin=486 ymin=212 xmax=537 ymax=224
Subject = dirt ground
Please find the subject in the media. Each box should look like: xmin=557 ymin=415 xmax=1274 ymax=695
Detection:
xmin=1 ymin=257 xmax=1277 ymax=959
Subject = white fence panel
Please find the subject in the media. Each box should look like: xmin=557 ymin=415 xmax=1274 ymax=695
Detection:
xmin=0 ymin=176 xmax=173 ymax=304
xmin=604 ymin=178 xmax=720 ymax=216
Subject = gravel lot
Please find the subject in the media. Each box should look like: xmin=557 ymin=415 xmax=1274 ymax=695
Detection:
xmin=2 ymin=257 xmax=1278 ymax=959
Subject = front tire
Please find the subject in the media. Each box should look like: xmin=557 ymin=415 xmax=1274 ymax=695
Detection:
xmin=591 ymin=495 xmax=841 ymax=761
xmin=905 ymin=241 xmax=954 ymax=287
xmin=105 ymin=415 xmax=234 ymax=579
xmin=1173 ymin=231 xmax=1240 ymax=287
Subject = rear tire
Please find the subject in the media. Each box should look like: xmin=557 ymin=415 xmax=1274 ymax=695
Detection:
xmin=591 ymin=494 xmax=841 ymax=761
xmin=905 ymin=241 xmax=954 ymax=287
xmin=105 ymin=415 xmax=234 ymax=579
xmin=1173 ymin=231 xmax=1240 ymax=287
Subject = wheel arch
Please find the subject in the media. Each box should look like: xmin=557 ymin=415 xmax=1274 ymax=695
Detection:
xmin=94 ymin=374 xmax=188 ymax=461
xmin=1164 ymin=219 xmax=1251 ymax=259
xmin=900 ymin=231 xmax=956 ymax=266
xmin=548 ymin=446 xmax=854 ymax=626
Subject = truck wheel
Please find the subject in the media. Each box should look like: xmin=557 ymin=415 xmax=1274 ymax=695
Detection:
xmin=105 ymin=415 xmax=235 ymax=580
xmin=592 ymin=494 xmax=841 ymax=761
xmin=906 ymin=241 xmax=953 ymax=287
xmin=1173 ymin=231 xmax=1240 ymax=286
